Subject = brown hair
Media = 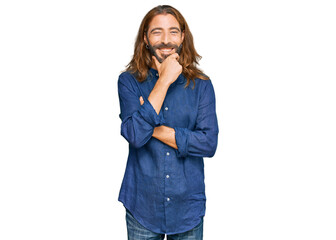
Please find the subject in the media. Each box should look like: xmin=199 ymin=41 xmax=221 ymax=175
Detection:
xmin=125 ymin=5 xmax=209 ymax=88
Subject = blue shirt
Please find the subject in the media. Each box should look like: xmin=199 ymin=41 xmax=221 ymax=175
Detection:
xmin=117 ymin=68 xmax=219 ymax=234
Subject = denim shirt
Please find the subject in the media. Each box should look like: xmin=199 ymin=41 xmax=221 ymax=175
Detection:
xmin=117 ymin=68 xmax=219 ymax=234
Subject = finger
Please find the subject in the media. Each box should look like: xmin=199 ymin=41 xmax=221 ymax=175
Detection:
xmin=152 ymin=56 xmax=161 ymax=70
xmin=169 ymin=53 xmax=179 ymax=60
xmin=139 ymin=96 xmax=144 ymax=105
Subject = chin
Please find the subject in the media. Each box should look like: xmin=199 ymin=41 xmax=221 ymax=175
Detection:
xmin=156 ymin=51 xmax=175 ymax=60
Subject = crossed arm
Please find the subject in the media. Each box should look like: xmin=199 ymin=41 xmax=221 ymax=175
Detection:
xmin=119 ymin=77 xmax=218 ymax=158
xmin=139 ymin=96 xmax=177 ymax=149
xmin=119 ymin=54 xmax=218 ymax=157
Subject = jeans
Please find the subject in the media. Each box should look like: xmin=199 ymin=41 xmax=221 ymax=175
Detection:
xmin=126 ymin=209 xmax=203 ymax=240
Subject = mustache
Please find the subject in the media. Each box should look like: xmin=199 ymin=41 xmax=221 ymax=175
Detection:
xmin=152 ymin=43 xmax=179 ymax=50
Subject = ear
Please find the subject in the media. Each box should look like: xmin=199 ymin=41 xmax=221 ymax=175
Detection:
xmin=144 ymin=34 xmax=148 ymax=45
xmin=181 ymin=31 xmax=185 ymax=43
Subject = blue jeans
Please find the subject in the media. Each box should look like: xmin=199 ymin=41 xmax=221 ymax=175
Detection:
xmin=126 ymin=209 xmax=203 ymax=240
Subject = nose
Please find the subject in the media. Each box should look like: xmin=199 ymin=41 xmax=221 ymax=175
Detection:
xmin=161 ymin=31 xmax=169 ymax=44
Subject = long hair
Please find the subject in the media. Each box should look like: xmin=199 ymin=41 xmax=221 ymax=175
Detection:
xmin=125 ymin=5 xmax=209 ymax=88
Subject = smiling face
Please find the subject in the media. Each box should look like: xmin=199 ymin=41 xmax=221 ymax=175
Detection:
xmin=145 ymin=14 xmax=184 ymax=64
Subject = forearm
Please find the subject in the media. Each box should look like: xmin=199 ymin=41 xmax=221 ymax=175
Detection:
xmin=152 ymin=125 xmax=177 ymax=149
xmin=148 ymin=78 xmax=170 ymax=115
xmin=148 ymin=54 xmax=181 ymax=115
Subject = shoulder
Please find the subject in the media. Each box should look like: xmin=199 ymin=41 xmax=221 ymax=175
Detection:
xmin=118 ymin=71 xmax=135 ymax=84
xmin=195 ymin=77 xmax=215 ymax=91
xmin=118 ymin=71 xmax=144 ymax=92
xmin=196 ymin=78 xmax=216 ymax=101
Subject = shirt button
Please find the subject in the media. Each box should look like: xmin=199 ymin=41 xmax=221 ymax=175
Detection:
xmin=165 ymin=107 xmax=168 ymax=111
xmin=166 ymin=152 xmax=170 ymax=156
xmin=156 ymin=73 xmax=159 ymax=77
xmin=167 ymin=198 xmax=170 ymax=202
xmin=166 ymin=175 xmax=170 ymax=179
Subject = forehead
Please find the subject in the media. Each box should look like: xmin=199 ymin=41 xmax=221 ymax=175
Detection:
xmin=148 ymin=14 xmax=180 ymax=30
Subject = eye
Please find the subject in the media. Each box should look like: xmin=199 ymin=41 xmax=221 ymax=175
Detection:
xmin=171 ymin=31 xmax=179 ymax=34
xmin=152 ymin=31 xmax=162 ymax=35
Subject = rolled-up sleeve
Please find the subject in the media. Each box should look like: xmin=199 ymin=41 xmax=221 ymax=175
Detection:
xmin=118 ymin=73 xmax=165 ymax=148
xmin=174 ymin=80 xmax=219 ymax=158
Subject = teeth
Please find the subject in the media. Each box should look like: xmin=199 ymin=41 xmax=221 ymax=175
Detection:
xmin=160 ymin=48 xmax=173 ymax=52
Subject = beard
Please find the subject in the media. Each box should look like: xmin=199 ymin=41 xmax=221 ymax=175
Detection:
xmin=147 ymin=42 xmax=183 ymax=63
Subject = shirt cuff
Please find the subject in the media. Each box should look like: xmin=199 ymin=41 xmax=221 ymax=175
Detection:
xmin=174 ymin=127 xmax=190 ymax=158
xmin=138 ymin=99 xmax=165 ymax=127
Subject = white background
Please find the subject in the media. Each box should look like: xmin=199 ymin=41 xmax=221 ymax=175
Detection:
xmin=0 ymin=0 xmax=335 ymax=239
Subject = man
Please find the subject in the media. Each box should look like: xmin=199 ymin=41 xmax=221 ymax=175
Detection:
xmin=117 ymin=5 xmax=219 ymax=240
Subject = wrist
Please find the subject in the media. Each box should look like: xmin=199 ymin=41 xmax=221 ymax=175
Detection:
xmin=157 ymin=76 xmax=172 ymax=88
xmin=152 ymin=126 xmax=162 ymax=138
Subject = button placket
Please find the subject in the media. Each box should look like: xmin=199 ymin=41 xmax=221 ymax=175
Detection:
xmin=165 ymin=152 xmax=170 ymax=180
xmin=164 ymin=149 xmax=171 ymax=204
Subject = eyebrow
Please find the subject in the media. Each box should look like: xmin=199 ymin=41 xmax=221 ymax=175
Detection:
xmin=150 ymin=27 xmax=181 ymax=33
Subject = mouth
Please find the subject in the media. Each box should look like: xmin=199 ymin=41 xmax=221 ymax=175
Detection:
xmin=158 ymin=48 xmax=175 ymax=55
